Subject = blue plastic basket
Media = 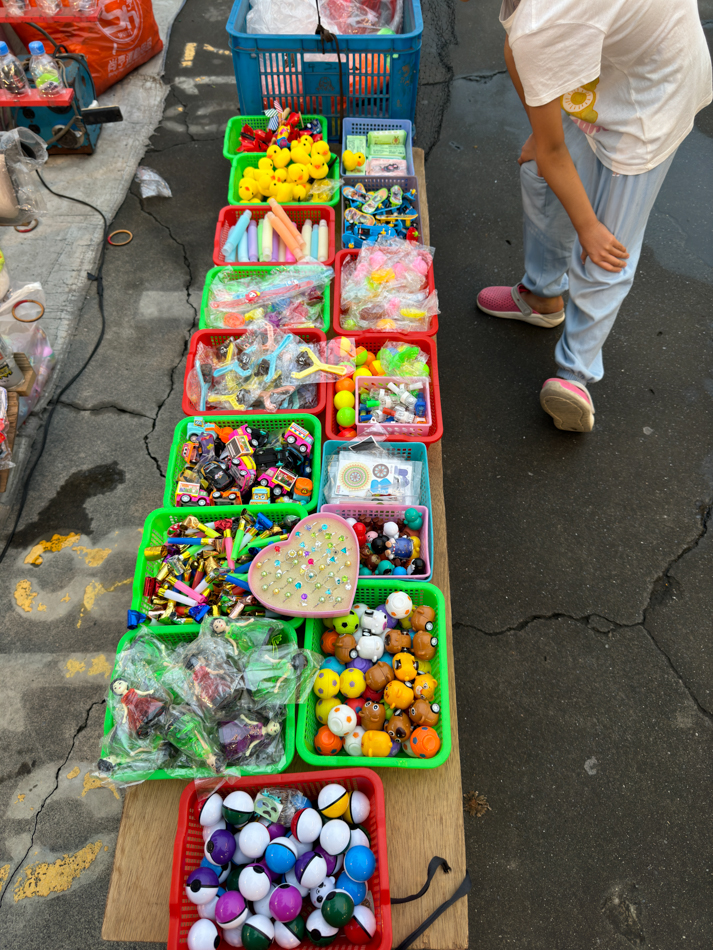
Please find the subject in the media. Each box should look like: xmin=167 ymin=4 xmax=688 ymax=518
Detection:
xmin=225 ymin=0 xmax=423 ymax=138
xmin=318 ymin=439 xmax=433 ymax=579
xmin=341 ymin=117 xmax=414 ymax=175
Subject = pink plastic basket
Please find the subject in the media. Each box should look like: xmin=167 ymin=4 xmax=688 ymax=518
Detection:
xmin=321 ymin=503 xmax=430 ymax=580
xmin=355 ymin=376 xmax=431 ymax=436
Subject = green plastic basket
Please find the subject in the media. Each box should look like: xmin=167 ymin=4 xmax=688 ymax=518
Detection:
xmin=163 ymin=414 xmax=322 ymax=512
xmin=228 ymin=153 xmax=341 ymax=208
xmin=102 ymin=624 xmax=296 ymax=781
xmin=199 ymin=265 xmax=331 ymax=332
xmin=131 ymin=504 xmax=304 ymax=636
xmin=296 ymin=579 xmax=451 ymax=770
xmin=223 ymin=114 xmax=329 ymax=161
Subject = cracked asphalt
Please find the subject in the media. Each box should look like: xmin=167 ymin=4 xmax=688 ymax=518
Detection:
xmin=1 ymin=0 xmax=712 ymax=947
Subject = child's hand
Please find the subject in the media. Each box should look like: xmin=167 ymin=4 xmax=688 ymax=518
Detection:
xmin=579 ymin=221 xmax=629 ymax=272
xmin=517 ymin=133 xmax=537 ymax=166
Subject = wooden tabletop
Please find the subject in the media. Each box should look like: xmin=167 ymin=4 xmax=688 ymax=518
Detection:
xmin=102 ymin=147 xmax=469 ymax=950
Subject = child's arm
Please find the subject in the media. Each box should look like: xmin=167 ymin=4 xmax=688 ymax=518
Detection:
xmin=505 ymin=37 xmax=629 ymax=273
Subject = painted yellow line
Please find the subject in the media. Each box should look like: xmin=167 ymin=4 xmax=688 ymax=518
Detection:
xmin=181 ymin=42 xmax=197 ymax=68
xmin=13 ymin=842 xmax=103 ymax=901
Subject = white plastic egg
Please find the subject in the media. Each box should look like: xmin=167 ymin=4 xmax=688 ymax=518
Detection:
xmin=343 ymin=727 xmax=365 ymax=757
xmin=198 ymin=792 xmax=224 ymax=827
xmin=319 ymin=819 xmax=351 ymax=856
xmin=187 ymin=919 xmax=220 ymax=950
xmin=238 ymin=821 xmax=270 ymax=859
xmin=238 ymin=864 xmax=271 ymax=902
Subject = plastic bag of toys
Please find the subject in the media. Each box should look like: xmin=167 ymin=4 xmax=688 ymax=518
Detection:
xmin=284 ymin=336 xmax=357 ymax=385
xmin=377 ymin=340 xmax=430 ymax=377
xmin=324 ymin=438 xmax=422 ymax=506
xmin=205 ymin=265 xmax=333 ymax=330
xmin=339 ymin=236 xmax=438 ymax=332
xmin=242 ymin=642 xmax=322 ymax=707
xmin=0 ymin=388 xmax=13 ymax=470
xmin=169 ymin=629 xmax=246 ymax=718
xmin=247 ymin=0 xmax=402 ymax=34
xmin=218 ymin=704 xmax=286 ymax=769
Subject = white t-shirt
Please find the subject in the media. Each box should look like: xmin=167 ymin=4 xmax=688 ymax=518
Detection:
xmin=500 ymin=0 xmax=712 ymax=174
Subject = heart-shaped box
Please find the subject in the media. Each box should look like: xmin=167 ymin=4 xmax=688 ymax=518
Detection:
xmin=248 ymin=512 xmax=359 ymax=618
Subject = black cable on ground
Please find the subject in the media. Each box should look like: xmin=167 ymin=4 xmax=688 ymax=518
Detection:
xmin=0 ymin=169 xmax=110 ymax=565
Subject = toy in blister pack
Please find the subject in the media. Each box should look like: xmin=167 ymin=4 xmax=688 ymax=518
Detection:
xmin=205 ymin=264 xmax=332 ymax=330
xmin=324 ymin=440 xmax=422 ymax=507
xmin=339 ymin=236 xmax=438 ymax=333
xmin=172 ymin=416 xmax=315 ymax=507
xmin=342 ymin=182 xmax=419 ymax=249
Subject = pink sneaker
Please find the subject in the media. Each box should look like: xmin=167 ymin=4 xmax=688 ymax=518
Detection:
xmin=477 ymin=284 xmax=565 ymax=328
xmin=540 ymin=378 xmax=594 ymax=432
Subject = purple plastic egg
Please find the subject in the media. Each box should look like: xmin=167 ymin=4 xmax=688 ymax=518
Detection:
xmin=185 ymin=866 xmax=220 ymax=905
xmin=269 ymin=883 xmax=304 ymax=922
xmin=268 ymin=822 xmax=288 ymax=840
xmin=350 ymin=657 xmax=372 ymax=674
xmin=294 ymin=850 xmax=329 ymax=890
xmin=314 ymin=844 xmax=338 ymax=877
xmin=205 ymin=828 xmax=236 ymax=866
xmin=388 ymin=739 xmax=401 ymax=756
xmin=255 ymin=858 xmax=280 ymax=884
xmin=215 ymin=890 xmax=248 ymax=930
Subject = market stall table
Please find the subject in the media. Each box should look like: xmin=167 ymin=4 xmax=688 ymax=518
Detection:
xmin=102 ymin=148 xmax=468 ymax=950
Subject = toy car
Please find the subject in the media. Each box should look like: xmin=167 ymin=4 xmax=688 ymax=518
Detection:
xmin=283 ymin=422 xmax=314 ymax=456
xmin=250 ymin=486 xmax=271 ymax=504
xmin=245 ymin=426 xmax=270 ymax=449
xmin=258 ymin=466 xmax=298 ymax=498
xmin=199 ymin=459 xmax=234 ymax=492
xmin=211 ymin=490 xmax=241 ymax=505
xmin=228 ymin=454 xmax=257 ymax=495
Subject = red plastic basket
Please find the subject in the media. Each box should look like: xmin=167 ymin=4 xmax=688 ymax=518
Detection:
xmin=182 ymin=327 xmax=328 ymax=416
xmin=333 ymin=249 xmax=438 ymax=338
xmin=213 ymin=205 xmax=336 ymax=267
xmin=169 ymin=768 xmax=392 ymax=950
xmin=325 ymin=332 xmax=443 ymax=444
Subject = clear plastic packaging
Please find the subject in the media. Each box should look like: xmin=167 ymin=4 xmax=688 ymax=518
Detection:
xmin=0 ymin=387 xmax=14 ymax=471
xmin=376 ymin=339 xmax=430 ymax=377
xmin=134 ymin=166 xmax=172 ymax=198
xmin=205 ymin=264 xmax=332 ymax=331
xmin=339 ymin=235 xmax=438 ymax=333
xmin=4 ymin=0 xmax=27 ymax=14
xmin=246 ymin=0 xmax=402 ymax=35
xmin=324 ymin=438 xmax=422 ymax=506
xmin=0 ymin=128 xmax=47 ymax=227
xmin=285 ymin=335 xmax=356 ymax=385
xmin=0 ymin=42 xmax=28 ymax=96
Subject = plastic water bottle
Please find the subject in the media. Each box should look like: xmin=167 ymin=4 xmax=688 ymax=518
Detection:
xmin=28 ymin=42 xmax=63 ymax=98
xmin=0 ymin=42 xmax=28 ymax=96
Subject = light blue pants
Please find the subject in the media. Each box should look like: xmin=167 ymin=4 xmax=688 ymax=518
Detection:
xmin=520 ymin=119 xmax=675 ymax=385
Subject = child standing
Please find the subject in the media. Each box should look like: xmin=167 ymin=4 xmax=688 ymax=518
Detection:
xmin=477 ymin=0 xmax=712 ymax=431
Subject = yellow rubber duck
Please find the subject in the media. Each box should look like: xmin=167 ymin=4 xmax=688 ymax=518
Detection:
xmin=308 ymin=160 xmax=328 ymax=180
xmin=342 ymin=149 xmax=358 ymax=171
xmin=257 ymin=156 xmax=274 ymax=173
xmin=238 ymin=178 xmax=260 ymax=201
xmin=312 ymin=140 xmax=331 ymax=161
xmin=257 ymin=172 xmax=276 ymax=197
xmin=274 ymin=167 xmax=288 ymax=183
xmin=290 ymin=144 xmax=312 ymax=166
xmin=242 ymin=166 xmax=258 ymax=180
xmin=267 ymin=145 xmax=291 ymax=168
xmin=287 ymin=162 xmax=309 ymax=184
xmin=292 ymin=183 xmax=311 ymax=202
xmin=300 ymin=134 xmax=314 ymax=150
xmin=274 ymin=182 xmax=295 ymax=203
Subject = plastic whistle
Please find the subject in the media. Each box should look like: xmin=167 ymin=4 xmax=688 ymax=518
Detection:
xmin=172 ymin=579 xmax=208 ymax=604
xmin=224 ymin=574 xmax=252 ymax=592
xmin=262 ymin=215 xmax=273 ymax=262
xmin=317 ymin=219 xmax=329 ymax=262
xmin=157 ymin=587 xmax=197 ymax=607
xmin=266 ymin=210 xmax=305 ymax=262
xmin=247 ymin=220 xmax=258 ymax=262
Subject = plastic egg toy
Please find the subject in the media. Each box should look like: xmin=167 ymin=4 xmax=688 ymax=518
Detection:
xmin=291 ymin=807 xmax=322 ymax=845
xmin=251 ymin=883 xmax=276 ymax=918
xmin=356 ymin=635 xmax=384 ymax=662
xmin=315 ymin=725 xmax=343 ymax=755
xmin=319 ymin=819 xmax=351 ymax=856
xmin=343 ymin=726 xmax=365 ymax=757
xmin=333 ymin=611 xmax=360 ymax=635
xmin=310 ymin=875 xmax=336 ymax=908
xmin=274 ymin=916 xmax=306 ymax=949
xmin=295 ymin=850 xmax=329 ymax=889
xmin=410 ymin=725 xmax=441 ymax=758
xmin=385 ymin=590 xmax=413 ymax=619
xmin=384 ymin=680 xmax=414 ymax=709
xmin=345 ymin=904 xmax=377 ymax=943
xmin=223 ymin=864 xmax=243 ymax=893
xmin=322 ymin=888 xmax=355 ymax=928
xmin=185 ymin=866 xmax=220 ymax=905
xmin=198 ymin=792 xmax=224 ymax=827
xmin=321 ymin=630 xmax=338 ymax=654
xmin=314 ymin=843 xmax=339 ymax=877
xmin=344 ymin=789 xmax=370 ymax=825
xmin=242 ymin=915 xmax=275 ymax=950
xmin=305 ymin=909 xmax=339 ymax=945
xmin=215 ymin=890 xmax=248 ymax=930
xmin=265 ymin=836 xmax=298 ymax=874
xmin=269 ymin=882 xmax=304 ymax=922
xmin=205 ymin=828 xmax=236 ymax=866
xmin=349 ymin=826 xmax=370 ymax=850
xmin=197 ymin=892 xmax=221 ymax=921
xmin=239 ymin=863 xmax=271 ymax=902
xmin=413 ymin=673 xmax=437 ymax=701
xmin=327 ymin=704 xmax=358 ymax=737
xmin=284 ymin=865 xmax=309 ymax=897
xmin=202 ymin=819 xmax=226 ymax=842
xmin=316 ymin=695 xmax=341 ymax=725
xmin=344 ymin=845 xmax=376 ymax=882
xmin=320 ymin=656 xmax=346 ymax=676
xmin=200 ymin=856 xmax=229 ymax=884
xmin=230 ymin=838 xmax=251 ymax=868
xmin=317 ymin=783 xmax=349 ymax=819
xmin=223 ymin=790 xmax=254 ymax=828
xmin=393 ymin=652 xmax=419 ymax=682
xmin=223 ymin=928 xmax=244 ymax=948
xmin=361 ymin=730 xmax=393 ymax=757
xmin=313 ymin=668 xmax=341 ymax=699
xmin=187 ymin=918 xmax=220 ymax=950
xmin=238 ymin=821 xmax=270 ymax=859
xmin=336 ymin=870 xmax=366 ymax=906
xmin=339 ymin=667 xmax=366 ymax=699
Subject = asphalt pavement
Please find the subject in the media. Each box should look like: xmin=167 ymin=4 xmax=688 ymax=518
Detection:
xmin=1 ymin=0 xmax=712 ymax=947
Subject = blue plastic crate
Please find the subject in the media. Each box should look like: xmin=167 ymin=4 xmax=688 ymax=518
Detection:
xmin=318 ymin=439 xmax=433 ymax=579
xmin=341 ymin=117 xmax=414 ymax=175
xmin=226 ymin=0 xmax=423 ymax=138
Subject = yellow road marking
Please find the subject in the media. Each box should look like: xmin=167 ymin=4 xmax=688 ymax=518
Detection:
xmin=72 ymin=545 xmax=112 ymax=567
xmin=77 ymin=578 xmax=132 ymax=628
xmin=181 ymin=41 xmax=197 ymax=68
xmin=13 ymin=842 xmax=102 ymax=901
xmin=0 ymin=865 xmax=9 ymax=893
xmin=82 ymin=772 xmax=119 ymax=800
xmin=66 ymin=767 xmax=80 ymax=780
xmin=14 ymin=580 xmax=38 ymax=612
xmin=65 ymin=659 xmax=86 ymax=678
xmin=88 ymin=655 xmax=112 ymax=678
xmin=24 ymin=533 xmax=80 ymax=566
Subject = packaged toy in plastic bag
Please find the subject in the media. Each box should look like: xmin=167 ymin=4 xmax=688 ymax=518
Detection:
xmin=377 ymin=339 xmax=430 ymax=377
xmin=205 ymin=264 xmax=332 ymax=330
xmin=285 ymin=336 xmax=356 ymax=384
xmin=246 ymin=0 xmax=402 ymax=34
xmin=218 ymin=704 xmax=286 ymax=769
xmin=0 ymin=388 xmax=13 ymax=470
xmin=339 ymin=235 xmax=438 ymax=332
xmin=242 ymin=641 xmax=321 ymax=706
xmin=324 ymin=437 xmax=422 ymax=506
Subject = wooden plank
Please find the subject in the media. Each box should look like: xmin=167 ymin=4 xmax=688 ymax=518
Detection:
xmin=103 ymin=148 xmax=468 ymax=949
xmin=0 ymin=389 xmax=18 ymax=493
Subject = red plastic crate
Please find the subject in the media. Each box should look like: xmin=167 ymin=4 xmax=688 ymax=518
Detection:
xmin=333 ymin=249 xmax=438 ymax=338
xmin=325 ymin=332 xmax=443 ymax=444
xmin=213 ymin=205 xmax=336 ymax=268
xmin=183 ymin=327 xmax=328 ymax=416
xmin=169 ymin=768 xmax=391 ymax=950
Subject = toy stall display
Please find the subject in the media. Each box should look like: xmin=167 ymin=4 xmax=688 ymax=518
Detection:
xmin=321 ymin=441 xmax=424 ymax=509
xmin=341 ymin=180 xmax=420 ymax=250
xmin=165 ymin=415 xmax=321 ymax=511
xmin=320 ymin=505 xmax=430 ymax=580
xmin=214 ymin=205 xmax=336 ymax=267
xmin=170 ymin=770 xmax=391 ymax=950
xmin=200 ymin=265 xmax=332 ymax=331
xmin=98 ymin=618 xmax=320 ymax=782
xmin=335 ymin=237 xmax=438 ymax=335
xmin=131 ymin=505 xmax=307 ymax=628
xmin=296 ymin=582 xmax=450 ymax=769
